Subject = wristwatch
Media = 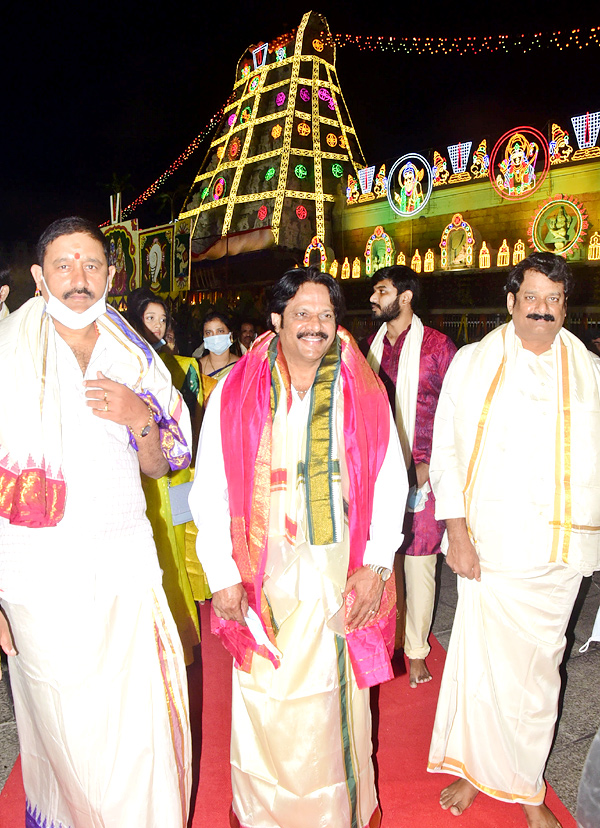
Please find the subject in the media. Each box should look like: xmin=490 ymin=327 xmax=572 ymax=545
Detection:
xmin=367 ymin=564 xmax=392 ymax=581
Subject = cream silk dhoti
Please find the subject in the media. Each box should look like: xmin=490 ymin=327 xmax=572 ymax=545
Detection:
xmin=3 ymin=584 xmax=191 ymax=828
xmin=428 ymin=561 xmax=581 ymax=803
xmin=230 ymin=594 xmax=378 ymax=828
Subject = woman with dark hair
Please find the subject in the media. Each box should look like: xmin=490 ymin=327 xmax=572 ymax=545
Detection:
xmin=192 ymin=310 xmax=239 ymax=380
xmin=127 ymin=288 xmax=215 ymax=664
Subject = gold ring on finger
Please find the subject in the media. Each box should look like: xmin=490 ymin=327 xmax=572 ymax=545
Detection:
xmin=104 ymin=403 xmax=109 ymax=412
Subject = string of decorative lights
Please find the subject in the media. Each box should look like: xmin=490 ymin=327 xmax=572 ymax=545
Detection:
xmin=333 ymin=25 xmax=599 ymax=55
xmin=101 ymin=102 xmax=228 ymax=225
xmin=111 ymin=23 xmax=597 ymax=223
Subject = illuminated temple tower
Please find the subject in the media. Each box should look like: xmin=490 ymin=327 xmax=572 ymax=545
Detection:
xmin=180 ymin=11 xmax=366 ymax=267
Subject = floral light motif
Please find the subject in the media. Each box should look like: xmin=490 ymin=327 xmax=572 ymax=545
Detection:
xmin=295 ymin=165 xmax=308 ymax=179
xmin=271 ymin=124 xmax=282 ymax=139
xmin=326 ymin=133 xmax=338 ymax=147
xmin=228 ymin=113 xmax=236 ymax=127
xmin=276 ymin=92 xmax=286 ymax=106
xmin=318 ymin=88 xmax=330 ymax=101
xmin=258 ymin=205 xmax=268 ymax=221
xmin=296 ymin=205 xmax=308 ymax=220
xmin=300 ymin=88 xmax=311 ymax=102
xmin=297 ymin=122 xmax=311 ymax=136
xmin=213 ymin=178 xmax=226 ymax=201
xmin=265 ymin=167 xmax=276 ymax=181
xmin=331 ymin=164 xmax=344 ymax=178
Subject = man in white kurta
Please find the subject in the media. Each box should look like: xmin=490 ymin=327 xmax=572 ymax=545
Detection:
xmin=190 ymin=268 xmax=407 ymax=828
xmin=0 ymin=218 xmax=191 ymax=828
xmin=427 ymin=253 xmax=600 ymax=828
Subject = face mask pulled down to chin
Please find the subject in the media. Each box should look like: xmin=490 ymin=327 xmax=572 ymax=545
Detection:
xmin=41 ymin=275 xmax=109 ymax=330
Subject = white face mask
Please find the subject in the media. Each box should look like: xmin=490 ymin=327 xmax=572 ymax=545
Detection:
xmin=203 ymin=333 xmax=232 ymax=355
xmin=41 ymin=274 xmax=108 ymax=330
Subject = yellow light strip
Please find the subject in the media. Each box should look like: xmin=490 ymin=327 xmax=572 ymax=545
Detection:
xmin=312 ymin=57 xmax=325 ymax=241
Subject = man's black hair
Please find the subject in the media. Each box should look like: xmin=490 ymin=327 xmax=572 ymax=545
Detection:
xmin=504 ymin=251 xmax=574 ymax=300
xmin=36 ymin=217 xmax=110 ymax=267
xmin=0 ymin=269 xmax=11 ymax=289
xmin=267 ymin=265 xmax=346 ymax=329
xmin=371 ymin=265 xmax=420 ymax=306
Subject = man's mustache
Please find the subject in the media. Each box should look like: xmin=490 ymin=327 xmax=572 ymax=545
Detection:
xmin=296 ymin=330 xmax=328 ymax=340
xmin=63 ymin=287 xmax=94 ymax=300
xmin=527 ymin=312 xmax=555 ymax=322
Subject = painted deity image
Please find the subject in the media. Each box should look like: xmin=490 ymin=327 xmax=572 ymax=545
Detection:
xmin=432 ymin=151 xmax=450 ymax=186
xmin=544 ymin=205 xmax=577 ymax=251
xmin=497 ymin=133 xmax=538 ymax=196
xmin=393 ymin=161 xmax=424 ymax=213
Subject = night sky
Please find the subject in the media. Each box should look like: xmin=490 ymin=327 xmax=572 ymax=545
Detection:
xmin=1 ymin=2 xmax=598 ymax=247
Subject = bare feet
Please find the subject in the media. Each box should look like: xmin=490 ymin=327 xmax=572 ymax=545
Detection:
xmin=521 ymin=803 xmax=562 ymax=828
xmin=440 ymin=779 xmax=479 ymax=815
xmin=409 ymin=657 xmax=432 ymax=688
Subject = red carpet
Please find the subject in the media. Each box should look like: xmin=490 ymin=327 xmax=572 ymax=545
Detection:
xmin=0 ymin=603 xmax=576 ymax=828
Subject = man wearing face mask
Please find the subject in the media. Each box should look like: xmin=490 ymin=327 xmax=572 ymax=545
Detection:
xmin=0 ymin=217 xmax=192 ymax=827
xmin=192 ymin=310 xmax=239 ymax=380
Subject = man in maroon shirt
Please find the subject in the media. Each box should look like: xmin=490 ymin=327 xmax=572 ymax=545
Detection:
xmin=364 ymin=266 xmax=456 ymax=687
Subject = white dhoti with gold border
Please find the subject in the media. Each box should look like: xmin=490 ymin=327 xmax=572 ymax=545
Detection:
xmin=3 ymin=584 xmax=191 ymax=828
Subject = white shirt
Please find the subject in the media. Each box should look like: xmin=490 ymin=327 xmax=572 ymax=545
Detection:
xmin=189 ymin=378 xmax=407 ymax=593
xmin=0 ymin=330 xmax=162 ymax=604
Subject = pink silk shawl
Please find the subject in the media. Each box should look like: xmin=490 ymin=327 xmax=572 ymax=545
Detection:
xmin=215 ymin=328 xmax=395 ymax=688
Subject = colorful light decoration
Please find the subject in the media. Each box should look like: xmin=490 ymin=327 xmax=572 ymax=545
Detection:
xmin=387 ymin=153 xmax=433 ymax=217
xmin=326 ymin=133 xmax=338 ymax=147
xmin=440 ymin=214 xmax=474 ymax=269
xmin=447 ymin=142 xmax=472 ymax=182
xmin=299 ymin=88 xmax=311 ymax=102
xmin=265 ymin=167 xmax=276 ymax=181
xmin=489 ymin=126 xmax=550 ymax=201
xmin=201 ymin=187 xmax=209 ymax=199
xmin=341 ymin=257 xmax=351 ymax=279
xmin=411 ymin=250 xmax=422 ymax=273
xmin=271 ymin=124 xmax=282 ymax=139
xmin=396 ymin=252 xmax=406 ymax=265
xmin=241 ymin=65 xmax=250 ymax=78
xmin=549 ymin=124 xmax=573 ymax=165
xmin=589 ymin=232 xmax=600 ymax=261
xmin=470 ymin=140 xmax=489 ymax=178
xmin=296 ymin=205 xmax=308 ymax=220
xmin=331 ymin=163 xmax=344 ymax=178
xmin=250 ymin=76 xmax=260 ymax=92
xmin=297 ymin=122 xmax=311 ymax=136
xmin=329 ymin=260 xmax=339 ymax=278
xmin=358 ymin=166 xmax=375 ymax=194
xmin=276 ymin=47 xmax=287 ymax=62
xmin=303 ymin=236 xmax=327 ymax=268
xmin=513 ymin=240 xmax=526 ymax=265
xmin=479 ymin=242 xmax=491 ymax=268
xmin=216 ymin=146 xmax=226 ymax=160
xmin=424 ymin=250 xmax=435 ymax=272
xmin=432 ymin=151 xmax=450 ymax=186
xmin=313 ymin=39 xmax=324 ymax=52
xmin=241 ymin=107 xmax=252 ymax=123
xmin=228 ymin=113 xmax=237 ymax=127
xmin=528 ymin=193 xmax=588 ymax=257
xmin=258 ymin=204 xmax=268 ymax=221
xmin=352 ymin=257 xmax=361 ymax=278
xmin=365 ymin=225 xmax=394 ymax=275
xmin=229 ymin=137 xmax=241 ymax=159
xmin=332 ymin=26 xmax=600 ymax=56
xmin=295 ymin=164 xmax=308 ymax=179
xmin=213 ymin=178 xmax=226 ymax=201
xmin=276 ymin=92 xmax=286 ymax=106
xmin=571 ymin=111 xmax=600 ymax=159
xmin=497 ymin=240 xmax=510 ymax=267
xmin=318 ymin=88 xmax=330 ymax=101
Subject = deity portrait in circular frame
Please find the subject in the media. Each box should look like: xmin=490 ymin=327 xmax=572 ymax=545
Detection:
xmin=528 ymin=194 xmax=588 ymax=257
xmin=387 ymin=153 xmax=432 ymax=217
xmin=489 ymin=126 xmax=549 ymax=201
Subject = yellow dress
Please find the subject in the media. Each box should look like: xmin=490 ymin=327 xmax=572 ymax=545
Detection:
xmin=142 ymin=354 xmax=216 ymax=664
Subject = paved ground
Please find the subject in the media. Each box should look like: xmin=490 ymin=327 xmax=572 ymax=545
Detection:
xmin=1 ymin=562 xmax=599 ymax=816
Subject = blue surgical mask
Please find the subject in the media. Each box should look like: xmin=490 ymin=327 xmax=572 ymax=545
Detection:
xmin=203 ymin=333 xmax=232 ymax=355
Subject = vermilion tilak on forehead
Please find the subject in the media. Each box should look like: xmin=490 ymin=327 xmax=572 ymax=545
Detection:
xmin=74 ymin=253 xmax=80 ymax=259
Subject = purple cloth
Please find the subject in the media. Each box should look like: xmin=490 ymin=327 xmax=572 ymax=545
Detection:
xmin=366 ymin=324 xmax=456 ymax=556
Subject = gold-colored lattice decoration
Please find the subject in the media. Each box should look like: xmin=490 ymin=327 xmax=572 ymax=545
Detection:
xmin=297 ymin=122 xmax=311 ymax=137
xmin=479 ymin=242 xmax=491 ymax=268
xmin=497 ymin=240 xmax=510 ymax=267
xmin=411 ymin=249 xmax=422 ymax=273
xmin=513 ymin=239 xmax=526 ymax=265
xmin=271 ymin=124 xmax=282 ymax=139
xmin=326 ymin=133 xmax=337 ymax=147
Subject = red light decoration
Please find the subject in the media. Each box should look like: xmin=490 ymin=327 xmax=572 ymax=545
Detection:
xmin=258 ymin=205 xmax=268 ymax=221
xmin=296 ymin=205 xmax=308 ymax=220
xmin=489 ymin=126 xmax=550 ymax=201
